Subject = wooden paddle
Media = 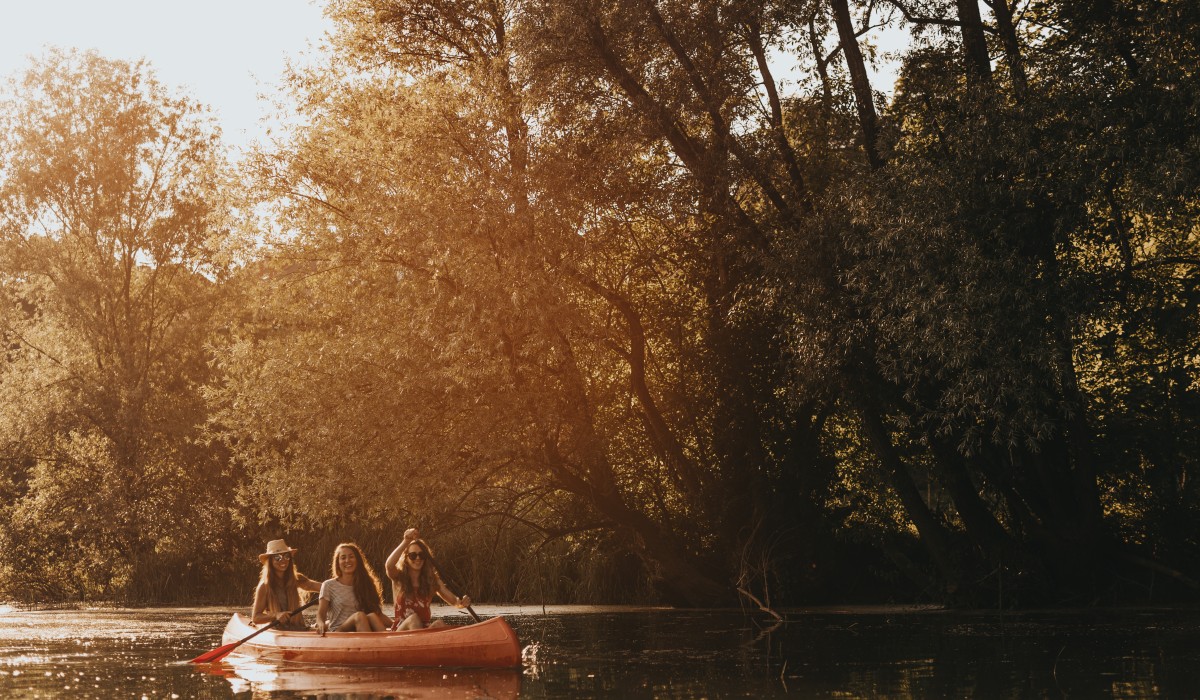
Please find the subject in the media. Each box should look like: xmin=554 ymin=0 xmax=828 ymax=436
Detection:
xmin=422 ymin=551 xmax=483 ymax=623
xmin=191 ymin=598 xmax=318 ymax=663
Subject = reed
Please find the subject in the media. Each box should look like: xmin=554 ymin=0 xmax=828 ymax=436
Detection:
xmin=0 ymin=514 xmax=666 ymax=607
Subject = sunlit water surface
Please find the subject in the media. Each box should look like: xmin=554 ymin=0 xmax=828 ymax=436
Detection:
xmin=0 ymin=604 xmax=1197 ymax=698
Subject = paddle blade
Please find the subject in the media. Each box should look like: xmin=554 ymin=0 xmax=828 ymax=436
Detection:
xmin=190 ymin=642 xmax=237 ymax=664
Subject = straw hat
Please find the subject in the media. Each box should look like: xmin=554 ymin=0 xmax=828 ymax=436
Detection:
xmin=259 ymin=539 xmax=299 ymax=563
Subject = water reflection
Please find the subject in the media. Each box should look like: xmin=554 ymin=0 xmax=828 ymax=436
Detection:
xmin=0 ymin=605 xmax=1198 ymax=698
xmin=204 ymin=656 xmax=521 ymax=697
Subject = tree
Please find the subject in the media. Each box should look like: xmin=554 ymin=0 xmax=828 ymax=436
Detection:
xmin=0 ymin=49 xmax=238 ymax=601
xmin=216 ymin=0 xmax=1200 ymax=607
xmin=215 ymin=0 xmax=841 ymax=605
xmin=815 ymin=0 xmax=1200 ymax=601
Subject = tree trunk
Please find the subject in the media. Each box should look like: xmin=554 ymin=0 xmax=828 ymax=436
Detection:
xmin=547 ymin=441 xmax=731 ymax=606
xmin=954 ymin=0 xmax=993 ymax=85
xmin=929 ymin=436 xmax=1014 ymax=555
xmin=991 ymin=0 xmax=1027 ymax=97
xmin=830 ymin=0 xmax=884 ymax=169
xmin=745 ymin=14 xmax=812 ymax=209
xmin=855 ymin=393 xmax=959 ymax=588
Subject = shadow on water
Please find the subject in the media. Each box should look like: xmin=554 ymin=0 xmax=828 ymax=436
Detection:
xmin=0 ymin=604 xmax=1199 ymax=697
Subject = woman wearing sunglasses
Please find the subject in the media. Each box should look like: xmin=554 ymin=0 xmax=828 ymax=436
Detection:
xmin=384 ymin=528 xmax=472 ymax=630
xmin=251 ymin=539 xmax=321 ymax=630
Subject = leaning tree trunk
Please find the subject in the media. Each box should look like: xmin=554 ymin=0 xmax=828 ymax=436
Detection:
xmin=830 ymin=0 xmax=883 ymax=169
xmin=855 ymin=389 xmax=960 ymax=590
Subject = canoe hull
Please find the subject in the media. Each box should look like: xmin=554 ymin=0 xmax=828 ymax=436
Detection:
xmin=221 ymin=613 xmax=522 ymax=668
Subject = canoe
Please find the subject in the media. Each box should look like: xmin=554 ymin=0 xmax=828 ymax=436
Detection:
xmin=219 ymin=613 xmax=523 ymax=668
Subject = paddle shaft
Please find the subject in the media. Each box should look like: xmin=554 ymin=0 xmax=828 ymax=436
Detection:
xmin=422 ymin=551 xmax=483 ymax=623
xmin=191 ymin=598 xmax=317 ymax=663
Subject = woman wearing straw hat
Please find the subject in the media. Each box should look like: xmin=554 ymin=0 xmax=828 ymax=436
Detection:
xmin=251 ymin=539 xmax=321 ymax=630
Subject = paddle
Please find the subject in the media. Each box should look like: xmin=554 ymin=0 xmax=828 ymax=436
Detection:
xmin=422 ymin=551 xmax=483 ymax=623
xmin=191 ymin=598 xmax=318 ymax=664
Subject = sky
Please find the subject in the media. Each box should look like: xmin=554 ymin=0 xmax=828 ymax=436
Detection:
xmin=0 ymin=0 xmax=904 ymax=155
xmin=0 ymin=0 xmax=333 ymax=152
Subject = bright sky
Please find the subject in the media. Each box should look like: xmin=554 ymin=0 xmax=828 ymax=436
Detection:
xmin=0 ymin=0 xmax=904 ymax=156
xmin=0 ymin=0 xmax=333 ymax=152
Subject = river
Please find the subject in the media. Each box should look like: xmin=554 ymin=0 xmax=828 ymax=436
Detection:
xmin=0 ymin=604 xmax=1197 ymax=698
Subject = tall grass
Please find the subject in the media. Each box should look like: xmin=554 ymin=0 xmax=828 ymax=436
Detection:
xmin=260 ymin=519 xmax=662 ymax=607
xmin=0 ymin=514 xmax=665 ymax=607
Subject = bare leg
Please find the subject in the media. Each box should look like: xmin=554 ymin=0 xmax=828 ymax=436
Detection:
xmin=366 ymin=612 xmax=390 ymax=631
xmin=396 ymin=612 xmax=424 ymax=631
xmin=335 ymin=611 xmax=370 ymax=632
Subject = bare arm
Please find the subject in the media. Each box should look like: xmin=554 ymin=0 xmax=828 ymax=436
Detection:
xmin=297 ymin=573 xmax=322 ymax=593
xmin=251 ymin=583 xmax=273 ymax=625
xmin=253 ymin=582 xmax=297 ymax=626
xmin=315 ymin=594 xmax=330 ymax=636
xmin=434 ymin=574 xmax=471 ymax=609
xmin=384 ymin=528 xmax=420 ymax=580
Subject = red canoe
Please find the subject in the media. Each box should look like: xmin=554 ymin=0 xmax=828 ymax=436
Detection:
xmin=219 ymin=614 xmax=523 ymax=668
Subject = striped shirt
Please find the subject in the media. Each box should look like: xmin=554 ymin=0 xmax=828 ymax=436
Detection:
xmin=319 ymin=578 xmax=360 ymax=631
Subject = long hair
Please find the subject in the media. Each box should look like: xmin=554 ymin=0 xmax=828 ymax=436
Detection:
xmin=396 ymin=538 xmax=435 ymax=603
xmin=257 ymin=557 xmax=305 ymax=613
xmin=331 ymin=542 xmax=383 ymax=616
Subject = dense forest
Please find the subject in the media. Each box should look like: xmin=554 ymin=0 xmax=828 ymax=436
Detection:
xmin=1 ymin=0 xmax=1198 ymax=609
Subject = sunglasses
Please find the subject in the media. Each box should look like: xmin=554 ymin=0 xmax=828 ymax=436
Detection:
xmin=406 ymin=551 xmax=425 ymax=561
xmin=271 ymin=553 xmax=292 ymax=562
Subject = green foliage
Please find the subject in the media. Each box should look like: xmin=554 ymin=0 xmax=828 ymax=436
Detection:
xmin=0 ymin=49 xmax=244 ymax=602
xmin=212 ymin=0 xmax=1200 ymax=605
xmin=2 ymin=1 xmax=1199 ymax=608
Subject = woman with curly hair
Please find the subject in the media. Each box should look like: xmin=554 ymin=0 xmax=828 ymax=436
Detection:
xmin=384 ymin=528 xmax=471 ymax=631
xmin=315 ymin=542 xmax=390 ymax=634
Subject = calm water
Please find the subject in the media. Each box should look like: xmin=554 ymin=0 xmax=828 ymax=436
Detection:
xmin=0 ymin=604 xmax=1197 ymax=698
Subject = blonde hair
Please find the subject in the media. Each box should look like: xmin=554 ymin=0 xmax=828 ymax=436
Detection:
xmin=256 ymin=556 xmax=309 ymax=613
